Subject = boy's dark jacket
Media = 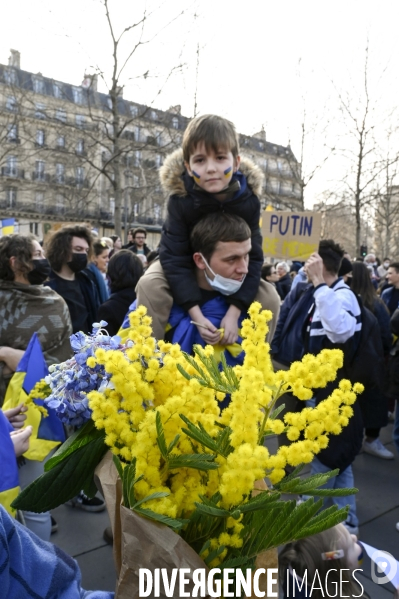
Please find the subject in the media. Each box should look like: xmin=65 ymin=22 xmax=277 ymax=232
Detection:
xmin=159 ymin=148 xmax=264 ymax=311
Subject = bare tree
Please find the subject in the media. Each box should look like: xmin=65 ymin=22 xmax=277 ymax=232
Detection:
xmin=77 ymin=0 xmax=187 ymax=238
xmin=372 ymin=140 xmax=399 ymax=258
xmin=314 ymin=193 xmax=372 ymax=258
xmin=332 ymin=44 xmax=399 ymax=253
xmin=282 ymin=59 xmax=335 ymax=209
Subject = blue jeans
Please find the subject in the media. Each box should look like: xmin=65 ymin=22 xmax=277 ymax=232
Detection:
xmin=303 ymin=457 xmax=358 ymax=527
xmin=394 ymin=400 xmax=399 ymax=454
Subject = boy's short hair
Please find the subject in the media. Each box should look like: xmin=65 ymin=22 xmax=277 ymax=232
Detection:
xmin=318 ymin=239 xmax=344 ymax=274
xmin=190 ymin=212 xmax=250 ymax=263
xmin=182 ymin=114 xmax=240 ymax=162
xmin=389 ymin=262 xmax=399 ymax=273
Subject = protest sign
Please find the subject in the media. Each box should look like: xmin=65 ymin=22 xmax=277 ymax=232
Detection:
xmin=261 ymin=211 xmax=322 ymax=260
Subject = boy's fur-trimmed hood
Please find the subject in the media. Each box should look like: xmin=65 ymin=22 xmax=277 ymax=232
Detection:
xmin=159 ymin=148 xmax=265 ymax=198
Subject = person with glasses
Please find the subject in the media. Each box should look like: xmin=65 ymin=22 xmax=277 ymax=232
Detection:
xmin=123 ymin=227 xmax=151 ymax=261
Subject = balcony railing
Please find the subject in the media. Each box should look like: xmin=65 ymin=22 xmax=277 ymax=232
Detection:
xmin=32 ymin=172 xmax=50 ymax=182
xmin=1 ymin=167 xmax=25 ymax=179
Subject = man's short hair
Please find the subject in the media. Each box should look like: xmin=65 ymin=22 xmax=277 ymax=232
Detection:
xmin=133 ymin=227 xmax=147 ymax=239
xmin=182 ymin=114 xmax=240 ymax=163
xmin=318 ymin=239 xmax=344 ymax=274
xmin=46 ymin=225 xmax=93 ymax=272
xmin=276 ymin=261 xmax=289 ymax=274
xmin=0 ymin=234 xmax=35 ymax=281
xmin=190 ymin=213 xmax=251 ymax=263
xmin=389 ymin=262 xmax=399 ymax=273
xmin=364 ymin=253 xmax=375 ymax=262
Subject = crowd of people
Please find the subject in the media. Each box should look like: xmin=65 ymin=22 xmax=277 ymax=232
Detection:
xmin=0 ymin=113 xmax=398 ymax=597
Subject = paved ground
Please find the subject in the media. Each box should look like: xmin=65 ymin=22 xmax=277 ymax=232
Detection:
xmin=51 ymin=423 xmax=399 ymax=597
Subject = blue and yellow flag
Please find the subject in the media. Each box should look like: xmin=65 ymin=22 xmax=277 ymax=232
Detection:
xmin=0 ymin=218 xmax=15 ymax=236
xmin=0 ymin=411 xmax=19 ymax=515
xmin=3 ymin=334 xmax=65 ymax=461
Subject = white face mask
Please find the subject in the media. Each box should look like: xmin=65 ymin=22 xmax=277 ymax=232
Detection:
xmin=200 ymin=254 xmax=245 ymax=296
xmin=384 ymin=262 xmax=390 ymax=268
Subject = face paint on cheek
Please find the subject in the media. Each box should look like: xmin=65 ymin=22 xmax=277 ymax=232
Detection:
xmin=192 ymin=170 xmax=201 ymax=183
xmin=224 ymin=166 xmax=232 ymax=178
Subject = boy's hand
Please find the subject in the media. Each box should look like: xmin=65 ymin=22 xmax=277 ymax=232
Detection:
xmin=220 ymin=305 xmax=240 ymax=345
xmin=3 ymin=404 xmax=28 ymax=429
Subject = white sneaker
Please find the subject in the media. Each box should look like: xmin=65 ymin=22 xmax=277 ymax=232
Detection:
xmin=363 ymin=438 xmax=394 ymax=460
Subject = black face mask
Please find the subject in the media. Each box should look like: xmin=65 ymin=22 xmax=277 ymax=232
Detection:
xmin=27 ymin=259 xmax=51 ymax=285
xmin=67 ymin=253 xmax=88 ymax=273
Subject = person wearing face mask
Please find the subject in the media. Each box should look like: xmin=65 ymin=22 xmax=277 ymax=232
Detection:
xmin=126 ymin=213 xmax=280 ymax=352
xmin=0 ymin=234 xmax=72 ymax=405
xmin=363 ymin=253 xmax=380 ymax=289
xmin=45 ymin=225 xmax=100 ymax=334
xmin=45 ymin=226 xmax=105 ymax=515
xmin=0 ymin=233 xmax=73 ymax=540
xmin=378 ymin=257 xmax=390 ymax=279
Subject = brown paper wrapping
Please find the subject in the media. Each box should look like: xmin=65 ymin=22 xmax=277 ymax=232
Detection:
xmin=95 ymin=453 xmax=278 ymax=599
xmin=95 ymin=453 xmax=209 ymax=599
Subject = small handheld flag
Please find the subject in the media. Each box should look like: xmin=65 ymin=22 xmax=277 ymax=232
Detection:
xmin=3 ymin=334 xmax=65 ymax=461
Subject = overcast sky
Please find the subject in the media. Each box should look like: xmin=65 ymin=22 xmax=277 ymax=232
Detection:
xmin=1 ymin=0 xmax=399 ymax=204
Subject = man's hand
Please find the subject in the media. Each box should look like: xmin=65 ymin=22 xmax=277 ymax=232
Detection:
xmin=220 ymin=305 xmax=240 ymax=345
xmin=3 ymin=404 xmax=28 ymax=429
xmin=196 ymin=318 xmax=222 ymax=345
xmin=304 ymin=252 xmax=325 ymax=287
xmin=188 ymin=305 xmax=221 ymax=345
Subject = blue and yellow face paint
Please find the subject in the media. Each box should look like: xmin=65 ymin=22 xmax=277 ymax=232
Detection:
xmin=224 ymin=166 xmax=232 ymax=178
xmin=192 ymin=170 xmax=201 ymax=184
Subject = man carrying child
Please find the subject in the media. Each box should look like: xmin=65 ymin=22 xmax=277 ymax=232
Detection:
xmin=136 ymin=114 xmax=266 ymax=342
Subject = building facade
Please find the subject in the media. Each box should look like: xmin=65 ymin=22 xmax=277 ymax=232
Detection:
xmin=0 ymin=50 xmax=303 ymax=240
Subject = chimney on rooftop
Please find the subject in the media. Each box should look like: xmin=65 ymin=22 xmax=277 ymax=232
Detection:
xmin=252 ymin=126 xmax=266 ymax=142
xmin=82 ymin=73 xmax=98 ymax=92
xmin=8 ymin=49 xmax=20 ymax=69
xmin=169 ymin=105 xmax=181 ymax=115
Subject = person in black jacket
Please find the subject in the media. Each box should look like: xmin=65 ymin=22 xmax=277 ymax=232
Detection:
xmin=45 ymin=225 xmax=100 ymax=335
xmin=350 ymin=261 xmax=394 ymax=459
xmin=97 ymin=250 xmax=143 ymax=336
xmin=275 ymin=261 xmax=292 ymax=300
xmin=122 ymin=227 xmax=151 ymax=258
xmin=136 ymin=114 xmax=264 ymax=341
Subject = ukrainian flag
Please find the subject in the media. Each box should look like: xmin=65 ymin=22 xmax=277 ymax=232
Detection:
xmin=3 ymin=334 xmax=65 ymax=461
xmin=0 ymin=411 xmax=20 ymax=515
xmin=1 ymin=218 xmax=15 ymax=235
